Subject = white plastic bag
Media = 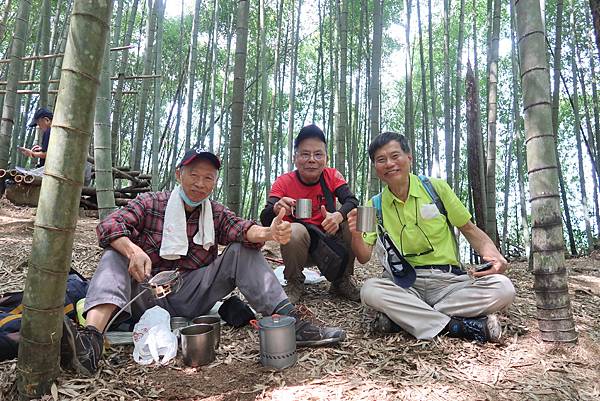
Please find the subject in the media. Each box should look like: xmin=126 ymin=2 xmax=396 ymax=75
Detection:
xmin=132 ymin=306 xmax=177 ymax=365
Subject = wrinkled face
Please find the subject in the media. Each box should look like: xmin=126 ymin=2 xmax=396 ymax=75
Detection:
xmin=175 ymin=158 xmax=218 ymax=203
xmin=372 ymin=140 xmax=413 ymax=186
xmin=294 ymin=138 xmax=327 ymax=184
xmin=37 ymin=117 xmax=52 ymax=131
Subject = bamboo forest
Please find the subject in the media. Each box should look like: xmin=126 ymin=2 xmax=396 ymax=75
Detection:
xmin=0 ymin=0 xmax=599 ymax=400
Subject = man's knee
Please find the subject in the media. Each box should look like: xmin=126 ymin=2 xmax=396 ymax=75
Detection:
xmin=495 ymin=275 xmax=516 ymax=308
xmin=360 ymin=278 xmax=383 ymax=306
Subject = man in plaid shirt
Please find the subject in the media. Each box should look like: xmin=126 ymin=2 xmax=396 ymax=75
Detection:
xmin=60 ymin=148 xmax=346 ymax=376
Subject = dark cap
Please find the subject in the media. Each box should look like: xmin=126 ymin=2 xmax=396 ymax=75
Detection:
xmin=178 ymin=147 xmax=221 ymax=170
xmin=294 ymin=124 xmax=326 ymax=150
xmin=28 ymin=108 xmax=54 ymax=127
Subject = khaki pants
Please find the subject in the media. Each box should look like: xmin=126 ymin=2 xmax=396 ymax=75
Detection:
xmin=360 ymin=269 xmax=515 ymax=339
xmin=280 ymin=222 xmax=355 ymax=284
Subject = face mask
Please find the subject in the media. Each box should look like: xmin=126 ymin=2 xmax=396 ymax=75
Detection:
xmin=179 ymin=188 xmax=203 ymax=208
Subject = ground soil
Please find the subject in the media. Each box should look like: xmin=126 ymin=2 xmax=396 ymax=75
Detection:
xmin=1 ymin=198 xmax=599 ymax=400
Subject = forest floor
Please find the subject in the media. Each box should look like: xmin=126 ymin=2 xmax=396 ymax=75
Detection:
xmin=0 ymin=198 xmax=599 ymax=401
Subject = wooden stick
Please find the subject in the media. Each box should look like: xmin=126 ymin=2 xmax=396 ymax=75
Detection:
xmin=0 ymin=90 xmax=137 ymax=95
xmin=0 ymin=45 xmax=134 ymax=64
xmin=0 ymin=75 xmax=161 ymax=85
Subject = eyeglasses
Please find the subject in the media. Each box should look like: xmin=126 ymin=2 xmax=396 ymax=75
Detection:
xmin=296 ymin=151 xmax=326 ymax=161
xmin=394 ymin=202 xmax=435 ymax=257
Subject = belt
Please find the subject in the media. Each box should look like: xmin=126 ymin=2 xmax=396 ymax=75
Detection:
xmin=415 ymin=264 xmax=466 ymax=275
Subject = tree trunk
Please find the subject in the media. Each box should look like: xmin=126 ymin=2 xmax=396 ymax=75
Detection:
xmin=465 ymin=62 xmax=487 ymax=234
xmin=590 ymin=0 xmax=600 ymax=62
xmin=369 ymin=0 xmax=383 ymax=198
xmin=509 ymin=0 xmax=530 ymax=258
xmin=94 ymin=36 xmax=116 ymax=220
xmin=287 ymin=0 xmax=302 ymax=171
xmin=110 ymin=0 xmax=124 ymax=73
xmin=0 ymin=0 xmax=30 ymax=193
xmin=185 ymin=0 xmax=202 ymax=151
xmin=131 ymin=0 xmax=156 ymax=171
xmin=485 ymin=0 xmax=500 ymax=244
xmin=443 ymin=0 xmax=452 ymax=186
xmin=336 ymin=0 xmax=348 ymax=176
xmin=259 ymin=0 xmax=271 ymax=199
xmin=151 ymin=0 xmax=165 ymax=190
xmin=111 ymin=0 xmax=139 ymax=165
xmin=17 ymin=1 xmax=112 ymax=397
xmin=417 ymin=0 xmax=430 ymax=177
xmin=227 ymin=0 xmax=250 ymax=214
xmin=404 ymin=0 xmax=415 ymax=169
xmin=0 ymin=0 xmax=13 ymax=45
xmin=514 ymin=0 xmax=577 ymax=343
xmin=453 ymin=0 xmax=465 ymax=190
xmin=39 ymin=0 xmax=51 ymax=108
xmin=428 ymin=0 xmax=440 ymax=177
xmin=570 ymin=14 xmax=593 ymax=252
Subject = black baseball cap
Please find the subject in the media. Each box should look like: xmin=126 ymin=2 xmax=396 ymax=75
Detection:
xmin=28 ymin=108 xmax=54 ymax=127
xmin=178 ymin=147 xmax=221 ymax=170
xmin=294 ymin=124 xmax=327 ymax=150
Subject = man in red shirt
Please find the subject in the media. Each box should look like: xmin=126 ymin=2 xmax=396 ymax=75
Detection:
xmin=260 ymin=125 xmax=360 ymax=303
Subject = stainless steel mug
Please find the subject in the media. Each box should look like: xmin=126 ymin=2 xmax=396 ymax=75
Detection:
xmin=250 ymin=315 xmax=297 ymax=370
xmin=293 ymin=198 xmax=312 ymax=219
xmin=180 ymin=324 xmax=215 ymax=367
xmin=170 ymin=317 xmax=190 ymax=337
xmin=192 ymin=315 xmax=221 ymax=348
xmin=356 ymin=206 xmax=376 ymax=232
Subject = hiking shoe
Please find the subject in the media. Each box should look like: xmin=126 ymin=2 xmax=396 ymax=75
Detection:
xmin=285 ymin=279 xmax=305 ymax=304
xmin=329 ymin=276 xmax=361 ymax=302
xmin=447 ymin=314 xmax=502 ymax=343
xmin=289 ymin=305 xmax=346 ymax=347
xmin=61 ymin=316 xmax=104 ymax=376
xmin=370 ymin=312 xmax=402 ymax=334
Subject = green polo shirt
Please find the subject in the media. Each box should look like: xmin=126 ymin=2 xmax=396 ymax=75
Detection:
xmin=363 ymin=174 xmax=471 ymax=267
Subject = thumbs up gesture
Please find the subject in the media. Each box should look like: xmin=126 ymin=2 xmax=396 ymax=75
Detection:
xmin=320 ymin=205 xmax=343 ymax=235
xmin=270 ymin=207 xmax=291 ymax=244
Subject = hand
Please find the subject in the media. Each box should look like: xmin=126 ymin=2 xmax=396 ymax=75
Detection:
xmin=17 ymin=146 xmax=33 ymax=158
xmin=274 ymin=197 xmax=295 ymax=217
xmin=347 ymin=209 xmax=361 ymax=236
xmin=270 ymin=207 xmax=291 ymax=244
xmin=320 ymin=205 xmax=343 ymax=235
xmin=31 ymin=145 xmax=42 ymax=152
xmin=470 ymin=255 xmax=508 ymax=278
xmin=128 ymin=250 xmax=152 ymax=283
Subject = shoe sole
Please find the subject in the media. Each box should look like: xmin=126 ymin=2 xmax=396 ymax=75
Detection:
xmin=62 ymin=317 xmax=94 ymax=377
xmin=486 ymin=314 xmax=502 ymax=343
xmin=297 ymin=331 xmax=346 ymax=347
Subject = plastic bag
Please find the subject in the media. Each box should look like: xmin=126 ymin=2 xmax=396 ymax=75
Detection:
xmin=132 ymin=306 xmax=177 ymax=365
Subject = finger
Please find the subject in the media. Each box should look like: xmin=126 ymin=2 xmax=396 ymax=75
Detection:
xmin=320 ymin=205 xmax=328 ymax=218
xmin=275 ymin=207 xmax=286 ymax=222
xmin=143 ymin=258 xmax=152 ymax=279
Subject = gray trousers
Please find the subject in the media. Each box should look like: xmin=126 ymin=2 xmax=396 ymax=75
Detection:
xmin=85 ymin=243 xmax=287 ymax=323
xmin=360 ymin=269 xmax=515 ymax=339
xmin=280 ymin=222 xmax=355 ymax=284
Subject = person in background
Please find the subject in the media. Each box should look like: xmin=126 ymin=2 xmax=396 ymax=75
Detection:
xmin=18 ymin=107 xmax=53 ymax=167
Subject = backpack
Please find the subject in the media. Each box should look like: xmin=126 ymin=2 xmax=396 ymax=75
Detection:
xmin=372 ymin=175 xmax=460 ymax=263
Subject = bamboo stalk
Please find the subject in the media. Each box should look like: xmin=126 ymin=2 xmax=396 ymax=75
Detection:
xmin=22 ymin=174 xmax=40 ymax=184
xmin=14 ymin=174 xmax=24 ymax=182
xmin=0 ymin=90 xmax=137 ymax=94
xmin=0 ymin=169 xmax=6 ymax=178
xmin=0 ymin=75 xmax=160 ymax=85
xmin=8 ymin=169 xmax=18 ymax=177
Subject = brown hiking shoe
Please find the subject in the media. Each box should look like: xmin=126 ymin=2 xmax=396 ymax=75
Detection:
xmin=285 ymin=279 xmax=304 ymax=304
xmin=329 ymin=276 xmax=360 ymax=301
xmin=289 ymin=305 xmax=346 ymax=347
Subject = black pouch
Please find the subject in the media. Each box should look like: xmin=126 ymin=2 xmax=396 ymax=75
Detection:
xmin=218 ymin=296 xmax=255 ymax=328
xmin=305 ymin=224 xmax=348 ymax=282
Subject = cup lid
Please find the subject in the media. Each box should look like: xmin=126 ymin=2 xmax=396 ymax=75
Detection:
xmin=258 ymin=315 xmax=296 ymax=329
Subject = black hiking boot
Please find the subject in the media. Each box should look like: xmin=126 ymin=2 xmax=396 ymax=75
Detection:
xmin=447 ymin=314 xmax=502 ymax=343
xmin=61 ymin=316 xmax=104 ymax=376
xmin=289 ymin=305 xmax=346 ymax=347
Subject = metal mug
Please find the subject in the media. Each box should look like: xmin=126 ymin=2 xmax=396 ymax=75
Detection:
xmin=293 ymin=198 xmax=312 ymax=219
xmin=192 ymin=315 xmax=221 ymax=348
xmin=356 ymin=206 xmax=376 ymax=232
xmin=180 ymin=324 xmax=215 ymax=367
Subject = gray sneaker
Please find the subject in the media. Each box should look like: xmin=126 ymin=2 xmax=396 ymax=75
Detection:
xmin=289 ymin=305 xmax=346 ymax=347
xmin=329 ymin=276 xmax=361 ymax=302
xmin=370 ymin=312 xmax=402 ymax=334
xmin=285 ymin=279 xmax=304 ymax=304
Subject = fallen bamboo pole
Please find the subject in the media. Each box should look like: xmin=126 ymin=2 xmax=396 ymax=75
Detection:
xmin=14 ymin=174 xmax=24 ymax=183
xmin=0 ymin=75 xmax=161 ymax=86
xmin=8 ymin=169 xmax=18 ymax=177
xmin=0 ymin=45 xmax=135 ymax=64
xmin=0 ymin=90 xmax=138 ymax=95
xmin=22 ymin=174 xmax=38 ymax=185
xmin=0 ymin=169 xmax=6 ymax=178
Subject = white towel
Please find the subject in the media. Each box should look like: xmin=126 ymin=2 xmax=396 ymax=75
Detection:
xmin=159 ymin=186 xmax=215 ymax=260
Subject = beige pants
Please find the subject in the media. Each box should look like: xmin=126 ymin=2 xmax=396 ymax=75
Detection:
xmin=360 ymin=269 xmax=515 ymax=339
xmin=280 ymin=222 xmax=355 ymax=284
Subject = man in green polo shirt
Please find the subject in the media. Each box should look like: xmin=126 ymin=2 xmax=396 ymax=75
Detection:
xmin=348 ymin=132 xmax=515 ymax=343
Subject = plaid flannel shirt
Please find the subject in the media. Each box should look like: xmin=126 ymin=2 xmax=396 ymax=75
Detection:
xmin=96 ymin=192 xmax=262 ymax=274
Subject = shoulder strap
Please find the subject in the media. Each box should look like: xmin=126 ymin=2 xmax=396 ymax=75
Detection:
xmin=418 ymin=175 xmax=461 ymax=265
xmin=319 ymin=174 xmax=336 ymax=212
xmin=418 ymin=175 xmax=447 ymax=217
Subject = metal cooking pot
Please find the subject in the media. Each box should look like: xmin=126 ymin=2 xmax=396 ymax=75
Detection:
xmin=250 ymin=315 xmax=297 ymax=370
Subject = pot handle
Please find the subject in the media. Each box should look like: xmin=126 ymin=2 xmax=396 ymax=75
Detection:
xmin=249 ymin=319 xmax=259 ymax=330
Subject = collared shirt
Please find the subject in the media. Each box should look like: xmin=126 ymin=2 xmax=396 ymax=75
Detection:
xmin=362 ymin=174 xmax=471 ymax=267
xmin=96 ymin=192 xmax=261 ymax=274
